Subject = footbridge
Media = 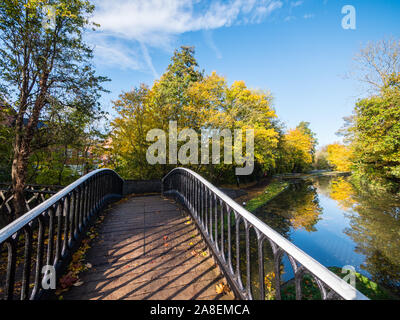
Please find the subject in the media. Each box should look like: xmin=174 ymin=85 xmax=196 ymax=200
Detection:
xmin=0 ymin=168 xmax=368 ymax=300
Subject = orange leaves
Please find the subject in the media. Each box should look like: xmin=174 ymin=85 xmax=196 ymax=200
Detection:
xmin=215 ymin=283 xmax=230 ymax=295
xmin=190 ymin=249 xmax=208 ymax=258
xmin=163 ymin=235 xmax=169 ymax=247
xmin=191 ymin=250 xmax=198 ymax=257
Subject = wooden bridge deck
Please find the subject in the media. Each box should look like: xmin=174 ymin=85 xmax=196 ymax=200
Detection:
xmin=63 ymin=195 xmax=234 ymax=300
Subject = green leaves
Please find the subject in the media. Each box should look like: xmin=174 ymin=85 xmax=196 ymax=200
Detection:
xmin=347 ymin=75 xmax=400 ymax=182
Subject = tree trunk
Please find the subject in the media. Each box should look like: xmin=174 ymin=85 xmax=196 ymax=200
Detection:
xmin=11 ymin=75 xmax=48 ymax=217
xmin=11 ymin=137 xmax=29 ymax=217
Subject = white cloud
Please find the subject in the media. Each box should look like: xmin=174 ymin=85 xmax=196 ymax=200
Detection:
xmin=203 ymin=30 xmax=222 ymax=59
xmin=93 ymin=0 xmax=283 ymax=44
xmin=290 ymin=1 xmax=303 ymax=8
xmin=89 ymin=0 xmax=284 ymax=75
xmin=303 ymin=13 xmax=315 ymax=19
xmin=284 ymin=16 xmax=296 ymax=22
xmin=139 ymin=42 xmax=159 ymax=78
xmin=90 ymin=36 xmax=142 ymax=71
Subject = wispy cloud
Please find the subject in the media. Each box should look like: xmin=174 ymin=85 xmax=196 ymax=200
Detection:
xmin=303 ymin=13 xmax=315 ymax=19
xmin=203 ymin=30 xmax=222 ymax=59
xmin=290 ymin=1 xmax=303 ymax=8
xmin=284 ymin=16 xmax=296 ymax=22
xmin=139 ymin=42 xmax=159 ymax=78
xmin=89 ymin=36 xmax=142 ymax=71
xmin=90 ymin=0 xmax=284 ymax=75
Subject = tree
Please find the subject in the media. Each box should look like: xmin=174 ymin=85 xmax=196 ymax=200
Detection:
xmin=108 ymin=84 xmax=159 ymax=179
xmin=279 ymin=126 xmax=315 ymax=173
xmin=350 ymin=38 xmax=400 ymax=93
xmin=326 ymin=143 xmax=353 ymax=172
xmin=313 ymin=145 xmax=331 ymax=170
xmin=341 ymin=39 xmax=400 ymax=185
xmin=296 ymin=121 xmax=318 ymax=162
xmin=186 ymin=72 xmax=279 ymax=180
xmin=108 ymin=50 xmax=281 ymax=183
xmin=0 ymin=0 xmax=108 ymax=216
xmin=0 ymin=103 xmax=14 ymax=181
xmin=108 ymin=47 xmax=203 ymax=179
xmin=151 ymin=46 xmax=203 ymax=129
xmin=27 ymin=102 xmax=106 ymax=185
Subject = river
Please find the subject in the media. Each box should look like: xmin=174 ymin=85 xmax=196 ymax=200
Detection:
xmin=251 ymin=175 xmax=400 ymax=296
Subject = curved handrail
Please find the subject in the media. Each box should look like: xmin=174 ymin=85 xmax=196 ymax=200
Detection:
xmin=0 ymin=168 xmax=123 ymax=300
xmin=162 ymin=167 xmax=368 ymax=300
xmin=0 ymin=169 xmax=123 ymax=243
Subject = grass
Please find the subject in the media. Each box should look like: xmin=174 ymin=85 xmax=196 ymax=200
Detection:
xmin=328 ymin=267 xmax=395 ymax=300
xmin=280 ymin=267 xmax=396 ymax=300
xmin=245 ymin=181 xmax=289 ymax=212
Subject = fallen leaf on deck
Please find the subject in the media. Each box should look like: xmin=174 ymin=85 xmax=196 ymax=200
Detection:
xmin=215 ymin=283 xmax=230 ymax=295
xmin=73 ymin=281 xmax=84 ymax=287
xmin=59 ymin=272 xmax=78 ymax=289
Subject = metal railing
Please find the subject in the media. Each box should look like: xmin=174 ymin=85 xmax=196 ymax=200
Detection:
xmin=1 ymin=183 xmax=64 ymax=219
xmin=0 ymin=169 xmax=123 ymax=300
xmin=162 ymin=168 xmax=369 ymax=300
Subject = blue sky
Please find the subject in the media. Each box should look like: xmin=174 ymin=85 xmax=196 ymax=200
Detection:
xmin=89 ymin=0 xmax=400 ymax=147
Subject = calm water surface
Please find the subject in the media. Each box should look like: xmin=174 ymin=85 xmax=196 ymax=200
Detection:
xmin=253 ymin=175 xmax=400 ymax=294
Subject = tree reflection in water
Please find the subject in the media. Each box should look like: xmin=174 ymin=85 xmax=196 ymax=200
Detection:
xmin=254 ymin=180 xmax=323 ymax=235
xmin=244 ymin=181 xmax=323 ymax=298
xmin=247 ymin=175 xmax=400 ymax=298
xmin=328 ymin=178 xmax=400 ymax=295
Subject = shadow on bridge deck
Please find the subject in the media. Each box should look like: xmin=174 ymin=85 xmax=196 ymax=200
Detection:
xmin=62 ymin=195 xmax=235 ymax=300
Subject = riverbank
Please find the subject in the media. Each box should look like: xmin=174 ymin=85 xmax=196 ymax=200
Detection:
xmin=244 ymin=180 xmax=289 ymax=212
xmin=219 ymin=171 xmax=351 ymax=212
xmin=276 ymin=170 xmax=351 ymax=180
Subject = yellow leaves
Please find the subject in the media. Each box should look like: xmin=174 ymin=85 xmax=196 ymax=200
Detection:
xmin=326 ymin=143 xmax=353 ymax=172
xmin=281 ymin=128 xmax=315 ymax=171
xmin=264 ymin=271 xmax=276 ymax=292
xmin=289 ymin=196 xmax=322 ymax=232
xmin=108 ymin=50 xmax=281 ymax=178
xmin=200 ymin=250 xmax=208 ymax=257
xmin=329 ymin=177 xmax=356 ymax=210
